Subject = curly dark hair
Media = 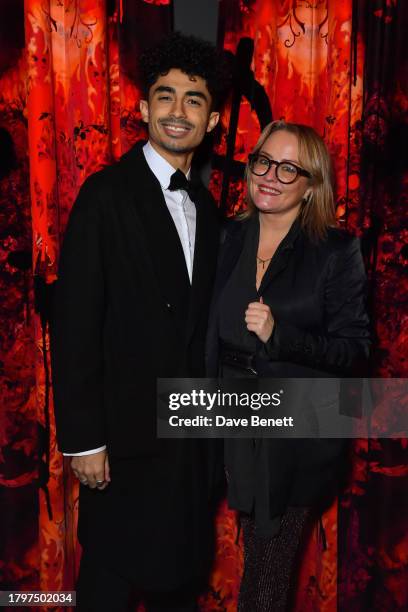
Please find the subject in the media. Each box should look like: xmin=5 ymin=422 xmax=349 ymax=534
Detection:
xmin=139 ymin=32 xmax=231 ymax=110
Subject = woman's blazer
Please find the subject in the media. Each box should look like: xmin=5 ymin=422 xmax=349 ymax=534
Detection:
xmin=206 ymin=216 xmax=371 ymax=512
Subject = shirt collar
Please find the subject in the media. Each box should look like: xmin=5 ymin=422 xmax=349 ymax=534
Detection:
xmin=143 ymin=141 xmax=191 ymax=190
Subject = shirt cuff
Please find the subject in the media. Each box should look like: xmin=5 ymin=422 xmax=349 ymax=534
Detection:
xmin=63 ymin=445 xmax=107 ymax=456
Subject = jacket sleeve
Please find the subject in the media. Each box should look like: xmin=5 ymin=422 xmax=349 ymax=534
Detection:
xmin=50 ymin=175 xmax=107 ymax=454
xmin=266 ymin=236 xmax=370 ymax=509
xmin=265 ymin=236 xmax=371 ymax=374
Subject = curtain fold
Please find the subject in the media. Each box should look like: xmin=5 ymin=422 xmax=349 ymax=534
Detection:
xmin=0 ymin=1 xmax=406 ymax=610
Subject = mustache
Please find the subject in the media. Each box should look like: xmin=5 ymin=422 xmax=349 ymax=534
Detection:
xmin=159 ymin=118 xmax=194 ymax=129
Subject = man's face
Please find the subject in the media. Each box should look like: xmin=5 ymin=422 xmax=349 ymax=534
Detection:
xmin=140 ymin=68 xmax=219 ymax=159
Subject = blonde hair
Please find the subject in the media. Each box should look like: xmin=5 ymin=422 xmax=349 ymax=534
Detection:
xmin=241 ymin=120 xmax=336 ymax=241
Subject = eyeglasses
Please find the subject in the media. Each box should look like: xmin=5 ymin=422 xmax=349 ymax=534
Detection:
xmin=248 ymin=154 xmax=312 ymax=184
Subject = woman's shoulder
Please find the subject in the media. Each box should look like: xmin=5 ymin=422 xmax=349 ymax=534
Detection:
xmin=316 ymin=225 xmax=360 ymax=255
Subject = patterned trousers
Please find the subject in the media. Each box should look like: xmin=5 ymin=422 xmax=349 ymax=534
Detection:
xmin=238 ymin=507 xmax=312 ymax=612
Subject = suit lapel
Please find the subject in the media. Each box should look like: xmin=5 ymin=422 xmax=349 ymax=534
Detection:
xmin=258 ymin=217 xmax=301 ymax=295
xmin=120 ymin=142 xmax=191 ymax=323
xmin=208 ymin=215 xmax=301 ymax=329
xmin=258 ymin=244 xmax=294 ymax=295
xmin=185 ymin=185 xmax=219 ymax=342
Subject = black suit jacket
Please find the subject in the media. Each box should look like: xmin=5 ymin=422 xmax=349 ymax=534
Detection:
xmin=50 ymin=143 xmax=224 ymax=588
xmin=51 ymin=141 xmax=220 ymax=457
xmin=206 ymin=216 xmax=371 ymax=516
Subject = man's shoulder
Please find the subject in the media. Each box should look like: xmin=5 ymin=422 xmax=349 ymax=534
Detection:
xmin=196 ymin=182 xmax=218 ymax=210
xmin=81 ymin=163 xmax=120 ymax=191
xmin=78 ymin=142 xmax=147 ymax=198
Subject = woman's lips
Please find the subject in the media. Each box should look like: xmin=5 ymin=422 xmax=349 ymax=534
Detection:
xmin=258 ymin=184 xmax=282 ymax=196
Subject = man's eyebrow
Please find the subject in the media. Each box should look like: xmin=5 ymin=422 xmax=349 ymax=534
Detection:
xmin=152 ymin=85 xmax=208 ymax=102
xmin=185 ymin=90 xmax=208 ymax=102
xmin=153 ymin=85 xmax=176 ymax=95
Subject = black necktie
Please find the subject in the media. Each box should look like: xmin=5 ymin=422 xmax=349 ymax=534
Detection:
xmin=168 ymin=169 xmax=200 ymax=203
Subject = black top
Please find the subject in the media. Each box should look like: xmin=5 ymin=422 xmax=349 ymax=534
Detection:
xmin=219 ymin=215 xmax=294 ymax=536
xmin=208 ymin=213 xmax=371 ymax=537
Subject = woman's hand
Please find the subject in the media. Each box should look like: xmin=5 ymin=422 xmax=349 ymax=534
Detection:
xmin=245 ymin=297 xmax=275 ymax=343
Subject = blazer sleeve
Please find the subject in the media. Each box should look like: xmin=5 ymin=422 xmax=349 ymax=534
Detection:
xmin=265 ymin=236 xmax=371 ymax=374
xmin=50 ymin=175 xmax=107 ymax=454
xmin=266 ymin=236 xmax=369 ymax=509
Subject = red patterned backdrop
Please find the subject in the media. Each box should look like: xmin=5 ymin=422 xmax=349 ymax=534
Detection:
xmin=0 ymin=1 xmax=407 ymax=611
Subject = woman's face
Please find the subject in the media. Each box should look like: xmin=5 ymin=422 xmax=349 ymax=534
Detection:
xmin=249 ymin=130 xmax=311 ymax=217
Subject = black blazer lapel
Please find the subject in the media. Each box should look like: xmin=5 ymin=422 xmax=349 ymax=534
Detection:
xmin=120 ymin=142 xmax=191 ymax=322
xmin=258 ymin=245 xmax=294 ymax=295
xmin=205 ymin=215 xmax=300 ymax=374
xmin=258 ymin=217 xmax=302 ymax=295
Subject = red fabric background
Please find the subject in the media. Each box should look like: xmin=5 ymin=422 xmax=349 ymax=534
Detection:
xmin=0 ymin=1 xmax=406 ymax=610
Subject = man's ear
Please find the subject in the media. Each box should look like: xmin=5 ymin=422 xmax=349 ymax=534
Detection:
xmin=206 ymin=111 xmax=220 ymax=133
xmin=140 ymin=99 xmax=149 ymax=124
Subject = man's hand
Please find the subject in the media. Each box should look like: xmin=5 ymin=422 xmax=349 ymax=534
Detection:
xmin=71 ymin=449 xmax=111 ymax=490
xmin=245 ymin=297 xmax=275 ymax=343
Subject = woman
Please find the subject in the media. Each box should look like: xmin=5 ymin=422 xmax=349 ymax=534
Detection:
xmin=206 ymin=120 xmax=371 ymax=611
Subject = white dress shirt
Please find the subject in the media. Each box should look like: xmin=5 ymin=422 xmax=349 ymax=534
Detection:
xmin=63 ymin=141 xmax=197 ymax=456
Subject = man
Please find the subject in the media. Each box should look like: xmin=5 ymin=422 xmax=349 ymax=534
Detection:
xmin=51 ymin=33 xmax=228 ymax=611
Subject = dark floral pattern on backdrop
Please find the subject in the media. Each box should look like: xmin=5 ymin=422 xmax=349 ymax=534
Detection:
xmin=0 ymin=1 xmax=406 ymax=611
xmin=209 ymin=2 xmax=407 ymax=611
